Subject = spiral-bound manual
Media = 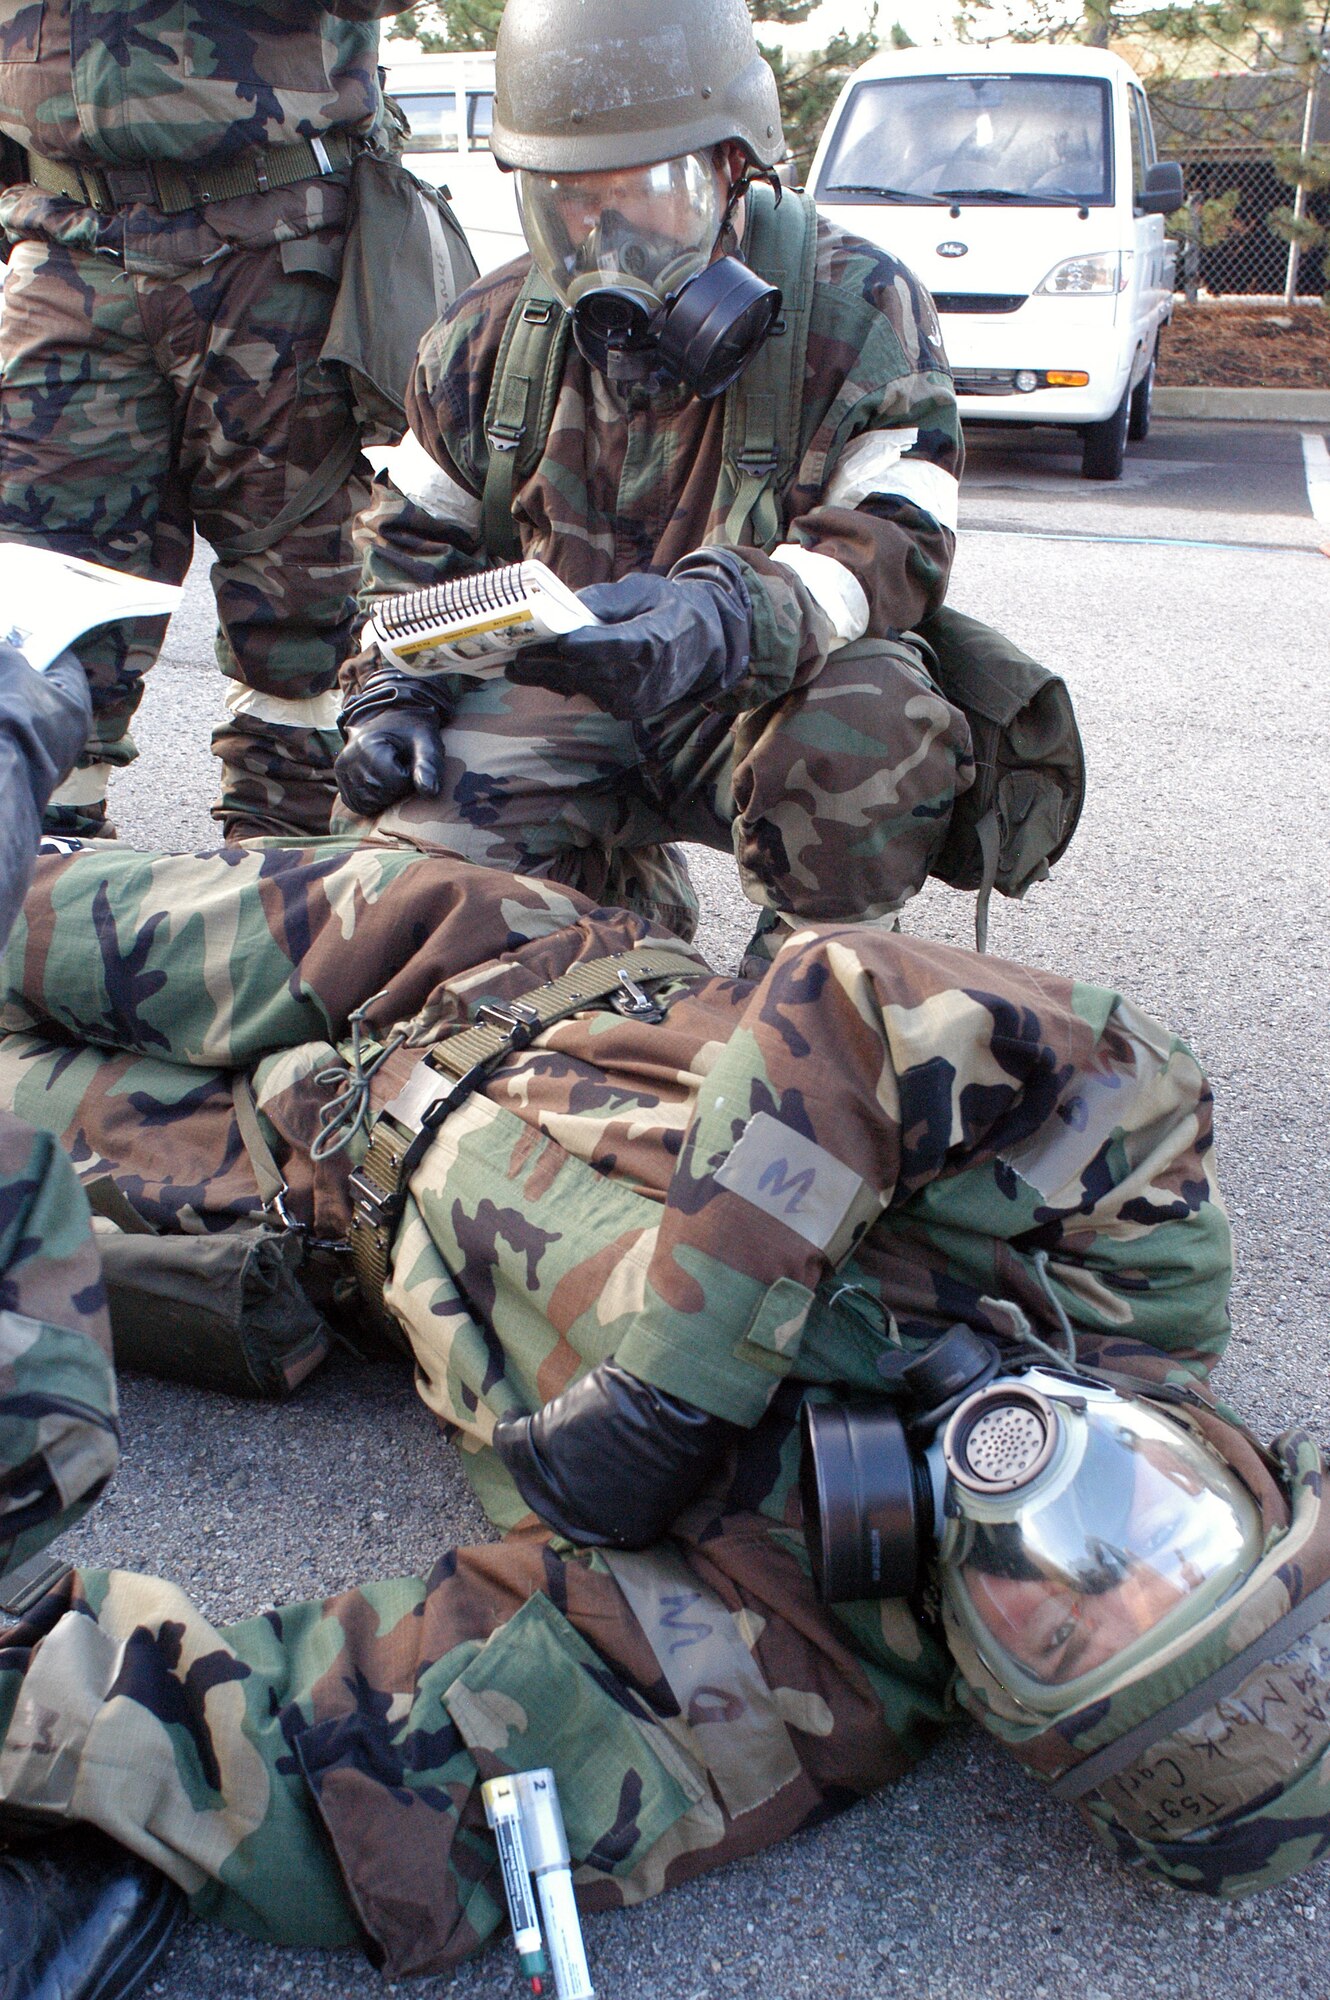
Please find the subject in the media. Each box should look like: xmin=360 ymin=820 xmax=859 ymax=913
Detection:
xmin=367 ymin=560 xmax=597 ymax=677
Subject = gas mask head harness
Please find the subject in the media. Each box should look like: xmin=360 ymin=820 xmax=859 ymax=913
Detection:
xmin=515 ymin=149 xmax=782 ymax=398
xmin=800 ymin=1326 xmax=1264 ymax=1717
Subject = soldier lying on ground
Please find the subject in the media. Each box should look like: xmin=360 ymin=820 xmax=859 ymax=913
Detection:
xmin=2 ymin=837 xmax=1330 ymax=1997
xmin=0 ymin=638 xmax=117 ymax=1580
xmin=337 ymin=0 xmax=974 ymax=958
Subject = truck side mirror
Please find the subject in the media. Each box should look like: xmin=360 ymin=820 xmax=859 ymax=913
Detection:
xmin=1137 ymin=161 xmax=1184 ymax=216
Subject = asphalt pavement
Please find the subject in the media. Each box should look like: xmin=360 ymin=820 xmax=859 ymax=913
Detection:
xmin=50 ymin=418 xmax=1330 ymax=2000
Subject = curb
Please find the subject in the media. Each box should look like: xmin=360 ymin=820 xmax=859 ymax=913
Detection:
xmin=1155 ymin=386 xmax=1330 ymax=423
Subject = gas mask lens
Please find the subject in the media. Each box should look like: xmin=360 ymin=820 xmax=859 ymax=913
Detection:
xmin=799 ymin=1351 xmax=1265 ymax=1715
xmin=515 ymin=152 xmax=726 ymax=316
xmin=941 ymin=1384 xmax=1264 ymax=1704
xmin=515 ymin=152 xmax=782 ymax=398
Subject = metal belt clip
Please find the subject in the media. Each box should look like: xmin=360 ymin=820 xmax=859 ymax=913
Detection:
xmin=348 ymin=1158 xmax=404 ymax=1234
xmin=610 ymin=968 xmax=667 ymax=1023
xmin=311 ymin=136 xmax=333 ymax=175
xmin=475 ymin=998 xmax=541 ymax=1042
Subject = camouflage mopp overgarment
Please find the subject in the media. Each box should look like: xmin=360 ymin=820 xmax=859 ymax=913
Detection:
xmin=0 ymin=839 xmax=1255 ymax=1974
xmin=343 ymin=206 xmax=973 ymax=939
xmin=0 ymin=1109 xmax=117 ymax=1579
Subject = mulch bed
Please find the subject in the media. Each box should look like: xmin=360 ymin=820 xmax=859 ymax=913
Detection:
xmin=1157 ymin=303 xmax=1330 ymax=389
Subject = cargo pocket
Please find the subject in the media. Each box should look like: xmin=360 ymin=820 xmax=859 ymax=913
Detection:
xmin=443 ymin=1591 xmax=706 ymax=1882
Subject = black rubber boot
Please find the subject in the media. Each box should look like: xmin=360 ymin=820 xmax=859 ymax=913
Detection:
xmin=0 ymin=1828 xmax=184 ymax=2000
xmin=493 ymin=1360 xmax=738 ymax=1548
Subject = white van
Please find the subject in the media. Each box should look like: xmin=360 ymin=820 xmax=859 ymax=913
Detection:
xmin=383 ymin=53 xmax=524 ymax=276
xmin=808 ymin=45 xmax=1183 ymax=478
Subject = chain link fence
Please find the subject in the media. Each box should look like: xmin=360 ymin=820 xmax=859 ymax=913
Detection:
xmin=1148 ymin=66 xmax=1329 ymax=301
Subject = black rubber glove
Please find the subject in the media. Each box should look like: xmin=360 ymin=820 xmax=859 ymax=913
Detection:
xmin=0 ymin=642 xmax=91 ymax=949
xmin=510 ymin=549 xmax=753 ymax=721
xmin=492 ymin=1359 xmax=739 ymax=1548
xmin=333 ymin=670 xmax=455 ymax=817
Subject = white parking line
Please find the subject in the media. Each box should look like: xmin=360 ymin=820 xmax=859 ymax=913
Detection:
xmin=1302 ymin=430 xmax=1330 ymax=533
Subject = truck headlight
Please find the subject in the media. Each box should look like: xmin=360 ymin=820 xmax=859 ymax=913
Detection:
xmin=1034 ymin=251 xmax=1131 ymax=295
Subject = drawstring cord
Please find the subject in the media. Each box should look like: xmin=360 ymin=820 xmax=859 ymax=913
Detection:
xmin=310 ymin=992 xmax=407 ymax=1162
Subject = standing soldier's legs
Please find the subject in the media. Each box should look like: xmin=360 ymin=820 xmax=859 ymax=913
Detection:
xmin=0 ymin=232 xmax=365 ymax=842
xmin=178 ymin=239 xmax=367 ymax=840
xmin=0 ymin=238 xmax=183 ymax=837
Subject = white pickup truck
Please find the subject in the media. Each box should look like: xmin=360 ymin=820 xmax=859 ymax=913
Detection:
xmin=808 ymin=44 xmax=1184 ymax=479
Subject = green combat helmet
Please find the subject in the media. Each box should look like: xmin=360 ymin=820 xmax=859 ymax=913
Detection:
xmin=491 ymin=0 xmax=785 ymax=175
xmin=943 ymin=1375 xmax=1330 ymax=1900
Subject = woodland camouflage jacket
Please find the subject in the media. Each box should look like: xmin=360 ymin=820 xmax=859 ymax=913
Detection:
xmin=354 ymin=211 xmax=964 ymax=711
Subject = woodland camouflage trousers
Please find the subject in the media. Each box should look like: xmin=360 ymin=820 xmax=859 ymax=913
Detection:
xmin=338 ymin=632 xmax=975 ymax=945
xmin=0 ymin=227 xmax=368 ymax=840
xmin=0 ymin=841 xmax=1234 ymax=1973
xmin=0 ymin=1111 xmax=116 ymax=1580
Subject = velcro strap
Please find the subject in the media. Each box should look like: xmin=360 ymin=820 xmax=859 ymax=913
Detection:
xmin=1049 ymin=1572 xmax=1330 ymax=1803
xmin=348 ymin=946 xmax=707 ymax=1327
xmin=27 ymin=134 xmax=353 ymax=216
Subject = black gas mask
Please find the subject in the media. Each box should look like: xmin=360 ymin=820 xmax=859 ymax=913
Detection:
xmin=515 ymin=151 xmax=782 ymax=398
xmin=570 ymin=251 xmax=780 ymax=397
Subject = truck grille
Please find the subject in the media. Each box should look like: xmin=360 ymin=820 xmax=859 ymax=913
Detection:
xmin=953 ymin=368 xmax=1018 ymax=396
xmin=932 ymin=292 xmax=1027 ymax=315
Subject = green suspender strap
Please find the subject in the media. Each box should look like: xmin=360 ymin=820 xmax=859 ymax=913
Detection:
xmin=481 ymin=269 xmax=572 ymax=564
xmin=718 ymin=185 xmax=818 ymax=552
xmin=347 ymin=947 xmax=707 ymax=1328
xmin=479 ymin=185 xmax=818 ymax=563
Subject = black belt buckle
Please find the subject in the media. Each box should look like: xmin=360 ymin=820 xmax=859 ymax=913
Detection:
xmin=103 ymin=164 xmax=157 ymax=207
xmin=0 ymin=1552 xmax=73 ymax=1621
xmin=347 ymin=1167 xmax=402 ymax=1234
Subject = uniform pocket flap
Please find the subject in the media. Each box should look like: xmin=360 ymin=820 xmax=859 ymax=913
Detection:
xmin=734 ymin=1275 xmax=815 ymax=1376
xmin=443 ymin=1591 xmax=699 ymax=1876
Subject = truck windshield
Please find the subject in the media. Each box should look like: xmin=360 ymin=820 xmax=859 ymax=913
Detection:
xmin=817 ymin=74 xmax=1113 ymax=207
xmin=396 ymin=91 xmax=459 ymax=153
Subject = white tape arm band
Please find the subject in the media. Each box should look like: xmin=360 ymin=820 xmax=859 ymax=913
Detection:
xmin=223 ymin=684 xmax=343 ymax=729
xmin=767 ymin=544 xmax=870 ymax=650
xmin=824 ymin=429 xmax=960 ymax=533
xmin=380 ymin=430 xmax=484 ymax=533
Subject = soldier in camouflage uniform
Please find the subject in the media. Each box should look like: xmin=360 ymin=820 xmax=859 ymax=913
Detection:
xmin=0 ymin=639 xmax=117 ymax=1585
xmin=5 ymin=837 xmax=1329 ymax=1981
xmin=337 ymin=0 xmax=972 ymax=949
xmin=0 ymin=0 xmax=414 ymax=841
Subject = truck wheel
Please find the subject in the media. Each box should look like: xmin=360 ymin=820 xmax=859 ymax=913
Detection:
xmin=1128 ymin=346 xmax=1155 ymax=442
xmin=1081 ymin=386 xmax=1130 ymax=481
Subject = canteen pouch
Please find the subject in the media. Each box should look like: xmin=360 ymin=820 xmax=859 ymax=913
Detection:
xmin=97 ymin=1223 xmax=333 ymax=1400
xmin=321 ymin=150 xmax=479 ymax=443
xmin=919 ymin=604 xmax=1086 ymax=947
